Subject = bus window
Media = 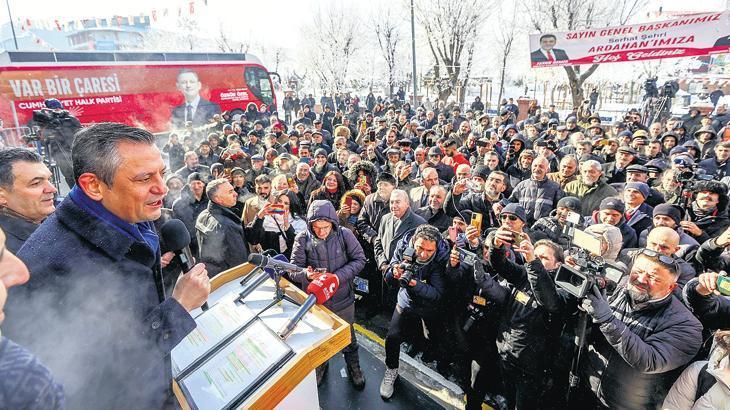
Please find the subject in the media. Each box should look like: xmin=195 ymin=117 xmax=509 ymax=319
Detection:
xmin=244 ymin=66 xmax=273 ymax=106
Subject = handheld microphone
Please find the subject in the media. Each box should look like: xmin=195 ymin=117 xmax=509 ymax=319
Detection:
xmin=277 ymin=273 xmax=340 ymax=339
xmin=248 ymin=253 xmax=303 ymax=273
xmin=161 ymin=219 xmax=208 ymax=309
xmin=160 ymin=219 xmax=195 ymax=271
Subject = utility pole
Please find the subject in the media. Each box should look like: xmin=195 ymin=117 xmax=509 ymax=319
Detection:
xmin=410 ymin=0 xmax=417 ymax=108
xmin=5 ymin=0 xmax=18 ymax=50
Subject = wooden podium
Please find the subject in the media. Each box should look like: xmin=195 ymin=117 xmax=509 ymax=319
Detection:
xmin=172 ymin=262 xmax=351 ymax=410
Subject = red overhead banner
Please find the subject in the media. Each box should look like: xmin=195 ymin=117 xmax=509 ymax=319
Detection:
xmin=529 ymin=11 xmax=730 ymax=68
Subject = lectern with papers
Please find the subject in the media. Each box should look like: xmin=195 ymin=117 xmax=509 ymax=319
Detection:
xmin=171 ymin=262 xmax=351 ymax=410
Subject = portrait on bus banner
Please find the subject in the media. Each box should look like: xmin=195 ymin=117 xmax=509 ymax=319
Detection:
xmin=529 ymin=10 xmax=730 ymax=68
xmin=170 ymin=68 xmax=222 ymax=129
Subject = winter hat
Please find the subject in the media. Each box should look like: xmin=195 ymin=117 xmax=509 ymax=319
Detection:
xmin=557 ymin=196 xmax=581 ymax=213
xmin=599 ymin=197 xmax=625 ymax=213
xmin=376 ymin=172 xmax=397 ymax=186
xmin=501 ymin=203 xmax=527 ymax=223
xmin=625 ymin=182 xmax=650 ymax=199
xmin=626 ymin=164 xmax=649 ymax=174
xmin=44 ymin=98 xmax=63 ymax=109
xmin=187 ymin=172 xmax=205 ymax=184
xmin=473 ymin=165 xmax=491 ymax=180
xmin=669 ymin=146 xmax=688 ymax=156
xmin=230 ymin=167 xmax=246 ymax=176
xmin=653 ymin=204 xmax=682 ymax=226
xmin=341 ymin=189 xmax=366 ymax=208
xmin=428 ymin=146 xmax=443 ymax=157
xmin=645 ymin=159 xmax=668 ymax=173
xmin=314 ymin=148 xmax=328 ymax=157
xmin=165 ymin=173 xmax=184 ymax=186
xmin=453 ymin=209 xmax=473 ymax=224
xmin=584 ymin=224 xmax=622 ymax=262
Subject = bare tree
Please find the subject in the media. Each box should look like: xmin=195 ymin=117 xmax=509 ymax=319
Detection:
xmin=177 ymin=16 xmax=201 ymax=51
xmin=371 ymin=10 xmax=402 ymax=98
xmin=216 ymin=25 xmax=250 ymax=54
xmin=523 ymin=0 xmax=647 ymax=107
xmin=300 ymin=5 xmax=361 ymax=92
xmin=415 ymin=0 xmax=489 ymax=102
xmin=494 ymin=0 xmax=519 ymax=107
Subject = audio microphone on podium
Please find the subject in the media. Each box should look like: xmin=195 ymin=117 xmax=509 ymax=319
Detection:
xmin=238 ymin=253 xmax=303 ymax=302
xmin=278 ymin=273 xmax=340 ymax=339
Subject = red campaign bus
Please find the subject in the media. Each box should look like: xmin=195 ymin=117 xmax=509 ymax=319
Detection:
xmin=0 ymin=51 xmax=278 ymax=136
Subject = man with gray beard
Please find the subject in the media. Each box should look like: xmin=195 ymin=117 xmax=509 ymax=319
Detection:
xmin=533 ymin=251 xmax=702 ymax=408
xmin=564 ymin=159 xmax=618 ymax=216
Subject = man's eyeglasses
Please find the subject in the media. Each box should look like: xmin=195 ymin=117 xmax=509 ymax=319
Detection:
xmin=640 ymin=248 xmax=679 ymax=273
xmin=500 ymin=214 xmax=519 ymax=222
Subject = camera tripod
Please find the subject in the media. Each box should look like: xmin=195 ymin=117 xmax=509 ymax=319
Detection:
xmin=642 ymin=96 xmax=672 ymax=127
xmin=566 ymin=310 xmax=589 ymax=405
xmin=23 ymin=131 xmax=64 ymax=195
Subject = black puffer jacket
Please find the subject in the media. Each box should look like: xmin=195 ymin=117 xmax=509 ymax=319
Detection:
xmin=477 ymin=243 xmax=564 ymax=374
xmin=583 ymin=289 xmax=703 ymax=409
xmin=290 ymin=200 xmax=366 ymax=312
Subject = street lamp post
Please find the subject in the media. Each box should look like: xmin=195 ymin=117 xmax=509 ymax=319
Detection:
xmin=5 ymin=0 xmax=18 ymax=50
xmin=410 ymin=0 xmax=417 ymax=108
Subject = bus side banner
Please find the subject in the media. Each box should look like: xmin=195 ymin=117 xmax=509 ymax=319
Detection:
xmin=529 ymin=11 xmax=730 ymax=68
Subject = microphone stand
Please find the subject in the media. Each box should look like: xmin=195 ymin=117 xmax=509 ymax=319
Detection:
xmin=238 ymin=267 xmax=301 ymax=317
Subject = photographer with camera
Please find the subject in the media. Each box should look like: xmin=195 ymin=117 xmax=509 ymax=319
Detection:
xmin=379 ymin=225 xmax=449 ymax=400
xmin=533 ymin=247 xmax=703 ymax=408
xmin=453 ymin=227 xmax=566 ymax=409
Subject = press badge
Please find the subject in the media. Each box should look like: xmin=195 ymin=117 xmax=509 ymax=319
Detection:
xmin=472 ymin=295 xmax=487 ymax=306
xmin=514 ymin=290 xmax=531 ymax=306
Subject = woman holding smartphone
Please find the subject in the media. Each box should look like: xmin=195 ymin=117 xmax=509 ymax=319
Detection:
xmin=247 ymin=190 xmax=297 ymax=258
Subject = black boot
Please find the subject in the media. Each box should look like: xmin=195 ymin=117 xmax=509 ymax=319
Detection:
xmin=344 ymin=351 xmax=366 ymax=390
xmin=316 ymin=361 xmax=329 ymax=386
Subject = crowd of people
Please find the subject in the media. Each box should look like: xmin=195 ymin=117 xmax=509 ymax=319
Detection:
xmin=0 ymin=88 xmax=729 ymax=410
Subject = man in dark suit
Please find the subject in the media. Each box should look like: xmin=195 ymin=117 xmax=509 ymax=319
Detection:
xmin=531 ymin=34 xmax=569 ymax=63
xmin=374 ymin=189 xmax=426 ymax=273
xmin=171 ymin=69 xmax=222 ymax=129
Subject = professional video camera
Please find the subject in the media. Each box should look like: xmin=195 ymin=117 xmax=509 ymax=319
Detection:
xmin=32 ymin=108 xmax=74 ymax=131
xmin=643 ymin=77 xmax=658 ymax=100
xmin=27 ymin=106 xmax=82 ymax=193
xmin=398 ymin=247 xmax=419 ymax=288
xmin=455 ymin=247 xmax=491 ymax=332
xmin=659 ymin=80 xmax=679 ymax=99
xmin=672 ymin=158 xmax=715 ymax=210
xmin=554 ymin=212 xmax=625 ymax=298
xmin=673 ymin=159 xmax=714 ymax=184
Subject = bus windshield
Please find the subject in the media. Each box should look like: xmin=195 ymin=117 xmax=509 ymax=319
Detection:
xmin=244 ymin=66 xmax=273 ymax=106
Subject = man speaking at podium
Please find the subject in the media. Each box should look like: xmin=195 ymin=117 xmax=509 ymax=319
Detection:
xmin=3 ymin=123 xmax=211 ymax=409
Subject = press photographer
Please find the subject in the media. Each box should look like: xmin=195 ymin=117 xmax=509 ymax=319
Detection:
xmin=452 ymin=227 xmax=566 ymax=409
xmin=533 ymin=246 xmax=703 ymax=408
xmin=380 ymin=225 xmax=449 ymax=400
xmin=29 ymin=99 xmax=82 ymax=190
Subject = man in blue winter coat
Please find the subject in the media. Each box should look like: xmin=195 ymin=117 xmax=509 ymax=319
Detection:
xmin=379 ymin=224 xmax=449 ymax=400
xmin=290 ymin=199 xmax=367 ymax=389
xmin=3 ymin=123 xmax=211 ymax=409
